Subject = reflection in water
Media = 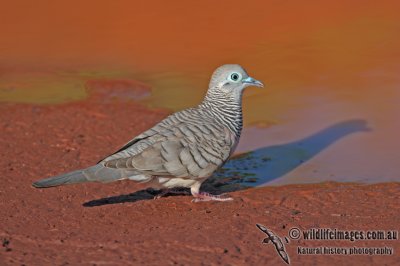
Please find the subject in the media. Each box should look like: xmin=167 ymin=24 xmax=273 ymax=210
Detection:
xmin=203 ymin=120 xmax=370 ymax=193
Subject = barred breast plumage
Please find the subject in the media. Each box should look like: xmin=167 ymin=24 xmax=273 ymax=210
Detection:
xmin=33 ymin=64 xmax=264 ymax=202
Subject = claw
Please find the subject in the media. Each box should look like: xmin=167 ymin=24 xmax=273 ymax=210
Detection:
xmin=192 ymin=192 xmax=233 ymax=202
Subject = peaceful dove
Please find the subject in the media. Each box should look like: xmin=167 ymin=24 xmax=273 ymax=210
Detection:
xmin=33 ymin=64 xmax=264 ymax=202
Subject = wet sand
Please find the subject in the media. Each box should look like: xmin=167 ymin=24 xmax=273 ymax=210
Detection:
xmin=1 ymin=93 xmax=399 ymax=265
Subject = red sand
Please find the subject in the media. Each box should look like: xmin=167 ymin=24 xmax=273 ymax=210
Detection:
xmin=0 ymin=92 xmax=399 ymax=265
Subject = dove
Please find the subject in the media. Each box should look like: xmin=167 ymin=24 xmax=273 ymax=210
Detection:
xmin=32 ymin=64 xmax=264 ymax=202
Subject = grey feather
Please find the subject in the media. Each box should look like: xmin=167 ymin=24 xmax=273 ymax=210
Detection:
xmin=32 ymin=164 xmax=131 ymax=188
xmin=32 ymin=169 xmax=89 ymax=188
xmin=32 ymin=64 xmax=264 ymax=195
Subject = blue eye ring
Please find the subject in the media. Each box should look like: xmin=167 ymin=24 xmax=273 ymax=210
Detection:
xmin=229 ymin=72 xmax=242 ymax=83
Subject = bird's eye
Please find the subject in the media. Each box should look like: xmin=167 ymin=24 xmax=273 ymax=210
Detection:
xmin=229 ymin=72 xmax=242 ymax=83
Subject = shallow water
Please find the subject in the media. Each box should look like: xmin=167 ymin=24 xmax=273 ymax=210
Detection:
xmin=1 ymin=1 xmax=399 ymax=185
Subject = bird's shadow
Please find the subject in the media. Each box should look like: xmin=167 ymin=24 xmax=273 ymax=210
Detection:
xmin=83 ymin=188 xmax=188 ymax=207
xmin=83 ymin=119 xmax=370 ymax=207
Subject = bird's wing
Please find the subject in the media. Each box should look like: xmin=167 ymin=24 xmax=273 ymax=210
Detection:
xmin=97 ymin=112 xmax=183 ymax=163
xmin=102 ymin=119 xmax=234 ymax=179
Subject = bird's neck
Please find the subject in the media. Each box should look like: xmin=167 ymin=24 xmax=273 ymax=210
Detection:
xmin=199 ymin=89 xmax=243 ymax=138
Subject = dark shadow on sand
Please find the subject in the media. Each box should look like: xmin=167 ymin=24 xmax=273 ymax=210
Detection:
xmin=83 ymin=189 xmax=154 ymax=207
xmin=83 ymin=119 xmax=369 ymax=207
xmin=83 ymin=188 xmax=190 ymax=207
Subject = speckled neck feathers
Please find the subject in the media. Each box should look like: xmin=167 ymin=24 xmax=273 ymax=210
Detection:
xmin=199 ymin=86 xmax=243 ymax=139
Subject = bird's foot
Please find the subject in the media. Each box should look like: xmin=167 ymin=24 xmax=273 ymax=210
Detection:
xmin=153 ymin=188 xmax=190 ymax=200
xmin=191 ymin=192 xmax=233 ymax=202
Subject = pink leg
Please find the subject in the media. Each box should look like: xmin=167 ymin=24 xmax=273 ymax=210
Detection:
xmin=190 ymin=182 xmax=233 ymax=202
xmin=191 ymin=192 xmax=233 ymax=202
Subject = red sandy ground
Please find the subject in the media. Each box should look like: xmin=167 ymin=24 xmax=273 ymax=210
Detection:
xmin=0 ymin=91 xmax=399 ymax=265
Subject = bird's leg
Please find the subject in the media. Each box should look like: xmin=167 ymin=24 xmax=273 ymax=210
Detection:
xmin=153 ymin=188 xmax=190 ymax=200
xmin=192 ymin=192 xmax=233 ymax=202
xmin=190 ymin=186 xmax=233 ymax=202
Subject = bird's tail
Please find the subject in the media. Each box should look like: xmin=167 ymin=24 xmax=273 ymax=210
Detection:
xmin=32 ymin=164 xmax=137 ymax=188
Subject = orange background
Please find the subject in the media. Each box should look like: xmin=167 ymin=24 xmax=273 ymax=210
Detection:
xmin=1 ymin=1 xmax=400 ymax=183
xmin=1 ymin=1 xmax=399 ymax=70
xmin=1 ymin=0 xmax=400 ymax=130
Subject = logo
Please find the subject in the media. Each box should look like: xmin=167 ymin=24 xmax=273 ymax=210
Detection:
xmin=256 ymin=224 xmax=291 ymax=264
xmin=256 ymin=224 xmax=397 ymax=262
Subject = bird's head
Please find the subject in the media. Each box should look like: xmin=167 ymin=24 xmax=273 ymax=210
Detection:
xmin=208 ymin=64 xmax=264 ymax=98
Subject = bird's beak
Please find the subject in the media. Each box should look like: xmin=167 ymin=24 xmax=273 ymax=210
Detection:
xmin=242 ymin=76 xmax=264 ymax=88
